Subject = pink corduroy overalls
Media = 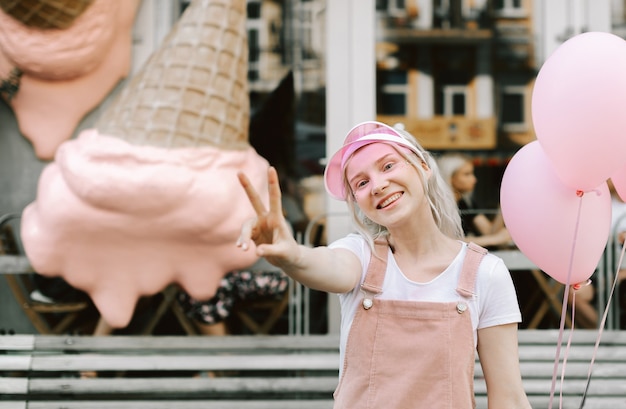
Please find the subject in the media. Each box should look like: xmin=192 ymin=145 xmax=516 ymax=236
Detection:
xmin=333 ymin=241 xmax=487 ymax=409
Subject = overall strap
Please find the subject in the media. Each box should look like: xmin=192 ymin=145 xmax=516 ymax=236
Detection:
xmin=456 ymin=242 xmax=487 ymax=298
xmin=360 ymin=239 xmax=389 ymax=295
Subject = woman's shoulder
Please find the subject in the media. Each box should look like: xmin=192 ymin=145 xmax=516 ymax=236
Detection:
xmin=328 ymin=233 xmax=367 ymax=252
xmin=471 ymin=248 xmax=512 ymax=288
xmin=463 ymin=243 xmax=507 ymax=274
xmin=481 ymin=251 xmax=507 ymax=271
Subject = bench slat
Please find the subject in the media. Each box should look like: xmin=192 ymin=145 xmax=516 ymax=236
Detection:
xmin=23 ymin=401 xmax=334 ymax=409
xmin=518 ymin=329 xmax=626 ymax=344
xmin=476 ymin=361 xmax=626 ymax=378
xmin=0 ymin=403 xmax=26 ymax=409
xmin=474 ymin=378 xmax=626 ymax=396
xmin=518 ymin=346 xmax=626 ymax=361
xmin=0 ymin=335 xmax=34 ymax=350
xmin=28 ymin=353 xmax=339 ymax=372
xmin=26 ymin=377 xmax=337 ymax=396
xmin=0 ymin=356 xmax=32 ymax=371
xmin=476 ymin=395 xmax=626 ymax=409
xmin=32 ymin=335 xmax=340 ymax=352
xmin=0 ymin=378 xmax=28 ymax=394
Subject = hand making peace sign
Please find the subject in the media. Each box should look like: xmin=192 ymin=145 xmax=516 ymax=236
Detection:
xmin=238 ymin=166 xmax=361 ymax=293
xmin=236 ymin=167 xmax=301 ymax=269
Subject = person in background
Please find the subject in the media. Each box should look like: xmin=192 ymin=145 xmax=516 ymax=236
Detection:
xmin=237 ymin=121 xmax=531 ymax=408
xmin=437 ymin=152 xmax=512 ymax=249
xmin=178 ymin=262 xmax=289 ymax=335
xmin=609 ymin=178 xmax=626 ymax=251
xmin=608 ymin=178 xmax=626 ymax=328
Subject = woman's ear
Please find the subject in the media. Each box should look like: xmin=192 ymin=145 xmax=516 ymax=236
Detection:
xmin=421 ymin=160 xmax=432 ymax=179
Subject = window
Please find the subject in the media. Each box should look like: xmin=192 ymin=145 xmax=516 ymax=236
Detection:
xmin=247 ymin=2 xmax=261 ymax=19
xmin=298 ymin=2 xmax=317 ymax=62
xmin=495 ymin=0 xmax=522 ymax=10
xmin=376 ymin=0 xmax=388 ymax=11
xmin=500 ymin=86 xmax=526 ymax=130
xmin=442 ymin=85 xmax=467 ymax=116
xmin=378 ymin=70 xmax=408 ymax=115
xmin=388 ymin=0 xmax=406 ymax=17
xmin=434 ymin=0 xmax=464 ymax=28
xmin=248 ymin=28 xmax=260 ymax=81
xmin=493 ymin=0 xmax=525 ymax=18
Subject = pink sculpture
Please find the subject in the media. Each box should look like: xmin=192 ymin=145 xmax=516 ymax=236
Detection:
xmin=21 ymin=0 xmax=270 ymax=328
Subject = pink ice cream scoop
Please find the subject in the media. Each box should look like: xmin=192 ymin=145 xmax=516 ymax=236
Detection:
xmin=22 ymin=130 xmax=268 ymax=328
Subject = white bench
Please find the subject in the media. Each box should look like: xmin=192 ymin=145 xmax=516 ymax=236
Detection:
xmin=1 ymin=330 xmax=625 ymax=409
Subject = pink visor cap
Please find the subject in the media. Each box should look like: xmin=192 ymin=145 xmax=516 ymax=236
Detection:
xmin=323 ymin=121 xmax=425 ymax=201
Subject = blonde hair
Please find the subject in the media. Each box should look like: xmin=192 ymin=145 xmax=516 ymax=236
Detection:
xmin=342 ymin=127 xmax=464 ymax=252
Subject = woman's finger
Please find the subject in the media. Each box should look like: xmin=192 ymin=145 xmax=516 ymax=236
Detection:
xmin=237 ymin=170 xmax=267 ymax=215
xmin=267 ymin=167 xmax=284 ymax=218
xmin=236 ymin=217 xmax=257 ymax=251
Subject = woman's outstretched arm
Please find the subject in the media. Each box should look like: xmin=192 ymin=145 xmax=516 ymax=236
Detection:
xmin=237 ymin=167 xmax=361 ymax=293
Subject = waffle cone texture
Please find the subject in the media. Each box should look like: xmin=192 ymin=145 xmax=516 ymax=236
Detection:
xmin=0 ymin=0 xmax=95 ymax=29
xmin=95 ymin=0 xmax=250 ymax=150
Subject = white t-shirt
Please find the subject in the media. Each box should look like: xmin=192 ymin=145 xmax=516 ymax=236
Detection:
xmin=329 ymin=233 xmax=522 ymax=374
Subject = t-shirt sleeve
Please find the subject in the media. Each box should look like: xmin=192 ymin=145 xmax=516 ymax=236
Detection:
xmin=476 ymin=256 xmax=522 ymax=329
xmin=328 ymin=233 xmax=366 ymax=258
xmin=328 ymin=233 xmax=369 ymax=292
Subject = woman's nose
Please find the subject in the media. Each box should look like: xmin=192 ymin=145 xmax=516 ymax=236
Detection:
xmin=371 ymin=177 xmax=388 ymax=195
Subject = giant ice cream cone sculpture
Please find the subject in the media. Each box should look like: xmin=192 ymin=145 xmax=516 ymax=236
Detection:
xmin=21 ymin=0 xmax=271 ymax=328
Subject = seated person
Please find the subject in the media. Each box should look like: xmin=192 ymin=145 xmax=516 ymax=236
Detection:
xmin=89 ymin=260 xmax=290 ymax=337
xmin=178 ymin=261 xmax=289 ymax=335
xmin=436 ymin=153 xmax=511 ymax=249
xmin=609 ymin=178 xmax=626 ymax=328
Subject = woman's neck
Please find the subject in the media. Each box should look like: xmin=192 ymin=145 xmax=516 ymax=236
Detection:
xmin=387 ymin=222 xmax=456 ymax=258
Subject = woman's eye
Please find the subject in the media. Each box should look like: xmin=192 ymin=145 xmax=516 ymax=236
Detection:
xmin=383 ymin=162 xmax=395 ymax=171
xmin=355 ymin=180 xmax=368 ymax=189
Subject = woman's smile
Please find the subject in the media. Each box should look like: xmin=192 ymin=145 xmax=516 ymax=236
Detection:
xmin=377 ymin=192 xmax=403 ymax=209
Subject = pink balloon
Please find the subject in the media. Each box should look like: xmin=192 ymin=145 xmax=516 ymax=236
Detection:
xmin=532 ymin=32 xmax=626 ymax=191
xmin=610 ymin=163 xmax=626 ymax=202
xmin=500 ymin=141 xmax=611 ymax=285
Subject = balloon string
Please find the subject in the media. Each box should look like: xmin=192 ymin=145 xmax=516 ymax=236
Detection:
xmin=560 ymin=292 xmax=576 ymax=406
xmin=548 ymin=195 xmax=583 ymax=409
xmin=578 ymin=240 xmax=626 ymax=408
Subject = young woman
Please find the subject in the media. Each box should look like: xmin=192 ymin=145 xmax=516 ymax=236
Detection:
xmin=237 ymin=121 xmax=531 ymax=408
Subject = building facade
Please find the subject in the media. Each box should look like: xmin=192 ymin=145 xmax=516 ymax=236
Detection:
xmin=1 ymin=0 xmax=624 ymax=334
